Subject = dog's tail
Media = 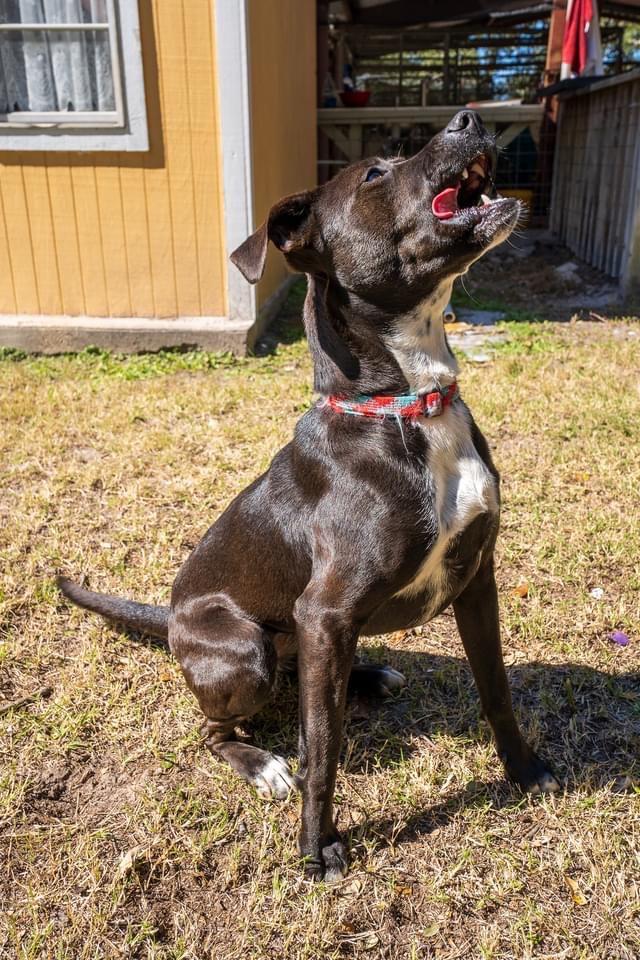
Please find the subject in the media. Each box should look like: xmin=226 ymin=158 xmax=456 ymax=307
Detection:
xmin=57 ymin=575 xmax=169 ymax=642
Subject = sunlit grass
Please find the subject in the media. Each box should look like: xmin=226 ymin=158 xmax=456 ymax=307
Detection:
xmin=1 ymin=308 xmax=639 ymax=959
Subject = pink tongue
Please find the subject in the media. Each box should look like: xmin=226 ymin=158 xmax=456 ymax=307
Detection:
xmin=432 ymin=186 xmax=459 ymax=220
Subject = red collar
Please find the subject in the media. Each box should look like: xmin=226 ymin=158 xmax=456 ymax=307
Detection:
xmin=326 ymin=382 xmax=459 ymax=419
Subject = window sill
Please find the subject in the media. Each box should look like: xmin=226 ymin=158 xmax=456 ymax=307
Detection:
xmin=0 ymin=123 xmax=149 ymax=152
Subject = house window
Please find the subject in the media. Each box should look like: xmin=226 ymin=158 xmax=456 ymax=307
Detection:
xmin=0 ymin=0 xmax=148 ymax=151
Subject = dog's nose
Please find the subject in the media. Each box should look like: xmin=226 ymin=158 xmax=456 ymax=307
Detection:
xmin=445 ymin=110 xmax=485 ymax=136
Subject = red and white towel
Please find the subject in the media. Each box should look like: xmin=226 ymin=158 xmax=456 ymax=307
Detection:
xmin=560 ymin=0 xmax=603 ymax=79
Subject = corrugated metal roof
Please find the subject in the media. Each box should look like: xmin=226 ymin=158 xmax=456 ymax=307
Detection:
xmin=328 ymin=0 xmax=640 ymax=27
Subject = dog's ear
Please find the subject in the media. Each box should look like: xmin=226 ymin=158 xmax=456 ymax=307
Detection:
xmin=230 ymin=191 xmax=317 ymax=284
xmin=304 ymin=275 xmax=360 ymax=394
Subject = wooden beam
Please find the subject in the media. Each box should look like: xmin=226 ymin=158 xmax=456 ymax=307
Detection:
xmin=544 ymin=0 xmax=567 ymax=88
xmin=321 ymin=124 xmax=355 ymax=161
xmin=495 ymin=122 xmax=528 ymax=148
xmin=318 ymin=104 xmax=544 ymax=126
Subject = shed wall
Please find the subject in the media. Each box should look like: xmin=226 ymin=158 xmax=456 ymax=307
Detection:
xmin=0 ymin=0 xmax=227 ymax=320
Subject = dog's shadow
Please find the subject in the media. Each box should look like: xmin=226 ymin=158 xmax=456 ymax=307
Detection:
xmin=122 ymin=629 xmax=637 ymax=847
xmin=253 ymin=645 xmax=639 ymax=809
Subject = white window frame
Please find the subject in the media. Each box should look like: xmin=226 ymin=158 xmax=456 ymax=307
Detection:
xmin=0 ymin=0 xmax=148 ymax=151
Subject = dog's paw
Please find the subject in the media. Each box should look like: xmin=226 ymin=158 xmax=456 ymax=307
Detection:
xmin=525 ymin=767 xmax=561 ymax=796
xmin=376 ymin=665 xmax=407 ymax=696
xmin=349 ymin=663 xmax=407 ymax=698
xmin=252 ymin=754 xmax=299 ymax=800
xmin=303 ymin=838 xmax=349 ymax=883
xmin=503 ymin=748 xmax=560 ymax=795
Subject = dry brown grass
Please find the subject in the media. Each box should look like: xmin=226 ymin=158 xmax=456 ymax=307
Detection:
xmin=1 ymin=303 xmax=639 ymax=959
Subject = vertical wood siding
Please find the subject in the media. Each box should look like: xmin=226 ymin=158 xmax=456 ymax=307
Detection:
xmin=248 ymin=0 xmax=317 ymax=309
xmin=550 ymin=72 xmax=640 ymax=291
xmin=0 ymin=0 xmax=227 ymax=319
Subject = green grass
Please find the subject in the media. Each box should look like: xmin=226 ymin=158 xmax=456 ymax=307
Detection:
xmin=1 ymin=316 xmax=639 ymax=959
xmin=0 ymin=344 xmax=245 ymax=380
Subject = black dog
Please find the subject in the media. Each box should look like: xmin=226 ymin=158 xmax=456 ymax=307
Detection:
xmin=58 ymin=110 xmax=559 ymax=882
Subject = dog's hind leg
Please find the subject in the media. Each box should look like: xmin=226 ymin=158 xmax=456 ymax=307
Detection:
xmin=169 ymin=594 xmax=298 ymax=799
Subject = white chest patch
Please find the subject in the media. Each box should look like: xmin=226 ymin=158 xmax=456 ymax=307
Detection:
xmin=382 ymin=281 xmax=458 ymax=392
xmin=394 ymin=403 xmax=499 ymax=618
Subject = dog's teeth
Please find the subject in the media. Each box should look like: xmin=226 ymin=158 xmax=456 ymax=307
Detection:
xmin=461 ymin=167 xmax=469 ymax=179
xmin=481 ymin=194 xmax=491 ymax=205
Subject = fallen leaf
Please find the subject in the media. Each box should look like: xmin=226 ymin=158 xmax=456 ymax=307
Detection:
xmin=423 ymin=923 xmax=440 ymax=938
xmin=564 ymin=875 xmax=588 ymax=906
xmin=512 ymin=581 xmax=529 ymax=598
xmin=337 ymin=875 xmax=365 ymax=898
xmin=360 ymin=933 xmax=380 ymax=950
xmin=444 ymin=321 xmax=472 ymax=333
xmin=394 ymin=884 xmax=413 ymax=896
xmin=115 ymin=845 xmax=145 ymax=880
xmin=74 ymin=446 xmax=99 ymax=463
xmin=571 ymin=471 xmax=590 ymax=483
xmin=530 ymin=834 xmax=552 ymax=847
xmin=337 ymin=929 xmax=379 ymax=950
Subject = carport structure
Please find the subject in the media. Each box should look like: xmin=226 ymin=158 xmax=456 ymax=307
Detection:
xmin=318 ymin=0 xmax=640 ymax=293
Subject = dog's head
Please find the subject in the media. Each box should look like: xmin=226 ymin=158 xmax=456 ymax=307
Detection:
xmin=232 ymin=110 xmax=518 ymax=305
xmin=232 ymin=110 xmax=521 ymax=394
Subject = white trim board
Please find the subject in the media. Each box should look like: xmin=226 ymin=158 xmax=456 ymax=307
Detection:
xmin=213 ymin=0 xmax=256 ymax=328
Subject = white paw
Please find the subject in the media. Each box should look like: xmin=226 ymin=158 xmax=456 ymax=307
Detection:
xmin=379 ymin=666 xmax=407 ymax=696
xmin=253 ymin=755 xmax=299 ymax=800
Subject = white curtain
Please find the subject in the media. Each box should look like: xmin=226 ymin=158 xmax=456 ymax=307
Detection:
xmin=0 ymin=0 xmax=115 ymax=115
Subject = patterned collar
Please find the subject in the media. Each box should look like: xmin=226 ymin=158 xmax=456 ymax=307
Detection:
xmin=325 ymin=382 xmax=459 ymax=420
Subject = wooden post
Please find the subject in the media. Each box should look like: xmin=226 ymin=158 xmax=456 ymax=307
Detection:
xmin=317 ymin=1 xmax=329 ymax=107
xmin=544 ymin=0 xmax=567 ymax=109
xmin=538 ymin=0 xmax=568 ymax=221
xmin=317 ymin=2 xmax=330 ymax=184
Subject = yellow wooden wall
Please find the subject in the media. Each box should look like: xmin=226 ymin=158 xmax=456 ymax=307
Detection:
xmin=0 ymin=0 xmax=227 ymax=319
xmin=248 ymin=0 xmax=317 ymax=308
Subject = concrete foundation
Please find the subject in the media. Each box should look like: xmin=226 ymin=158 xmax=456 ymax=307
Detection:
xmin=0 ymin=277 xmax=295 ymax=356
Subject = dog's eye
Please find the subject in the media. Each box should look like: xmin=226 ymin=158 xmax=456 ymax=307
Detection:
xmin=365 ymin=167 xmax=386 ymax=183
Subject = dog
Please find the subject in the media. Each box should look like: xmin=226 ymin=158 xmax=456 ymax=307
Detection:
xmin=58 ymin=110 xmax=559 ymax=882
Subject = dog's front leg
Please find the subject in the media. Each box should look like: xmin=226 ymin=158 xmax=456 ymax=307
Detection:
xmin=294 ymin=585 xmax=359 ymax=881
xmin=453 ymin=558 xmax=560 ymax=794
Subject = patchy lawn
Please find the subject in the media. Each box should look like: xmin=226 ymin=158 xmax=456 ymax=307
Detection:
xmin=1 ymin=299 xmax=639 ymax=959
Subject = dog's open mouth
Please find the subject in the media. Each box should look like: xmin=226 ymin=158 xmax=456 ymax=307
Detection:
xmin=431 ymin=154 xmax=498 ymax=221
